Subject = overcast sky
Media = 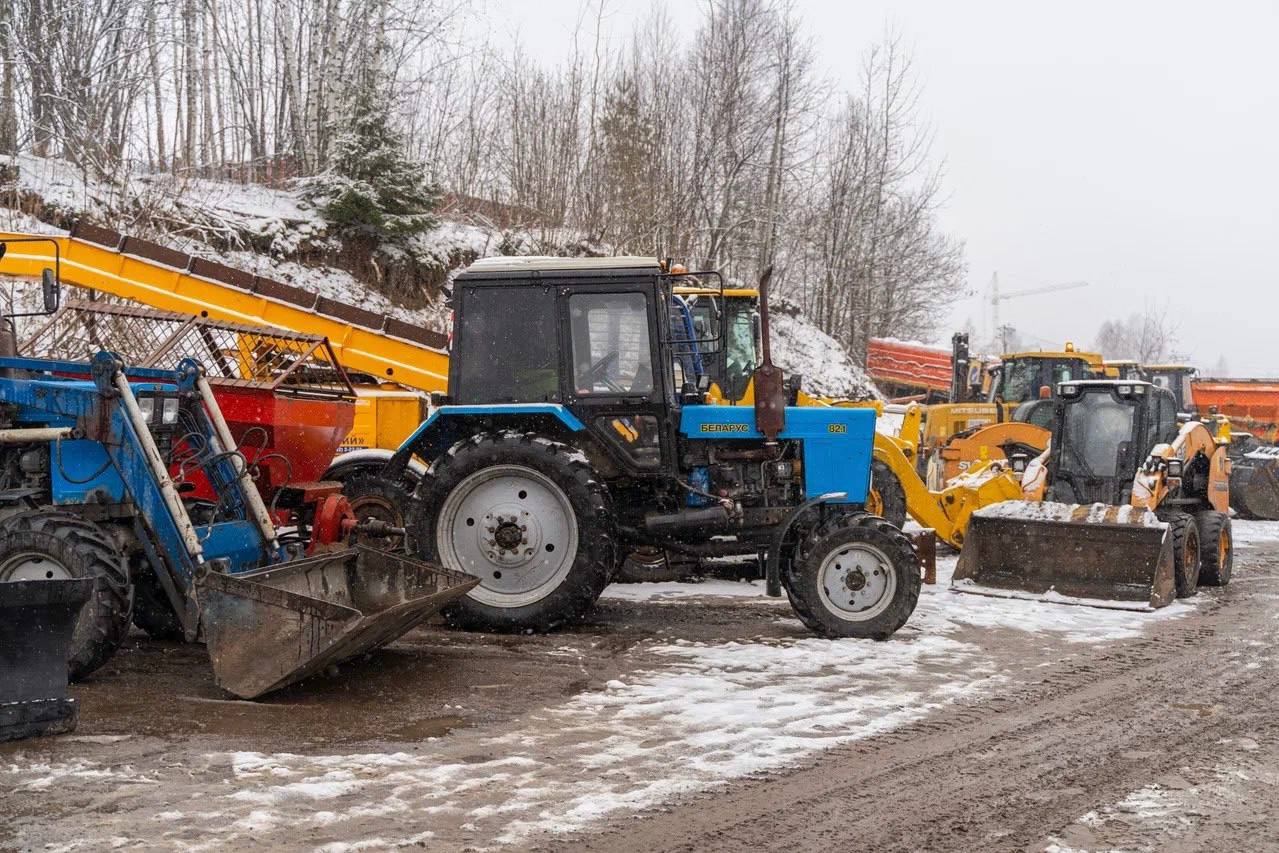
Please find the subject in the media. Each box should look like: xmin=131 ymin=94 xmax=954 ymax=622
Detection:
xmin=486 ymin=1 xmax=1278 ymax=375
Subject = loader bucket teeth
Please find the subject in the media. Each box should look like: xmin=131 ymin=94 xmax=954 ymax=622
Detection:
xmin=952 ymin=501 xmax=1176 ymax=610
xmin=197 ymin=546 xmax=478 ymax=699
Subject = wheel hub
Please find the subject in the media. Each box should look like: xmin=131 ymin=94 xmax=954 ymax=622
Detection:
xmin=818 ymin=543 xmax=896 ymax=620
xmin=438 ymin=464 xmax=578 ymax=608
xmin=0 ymin=552 xmax=73 ymax=582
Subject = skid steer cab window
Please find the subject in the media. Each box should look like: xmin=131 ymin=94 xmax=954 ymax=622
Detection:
xmin=1061 ymin=391 xmax=1136 ymax=479
xmin=569 ymin=292 xmax=655 ymax=396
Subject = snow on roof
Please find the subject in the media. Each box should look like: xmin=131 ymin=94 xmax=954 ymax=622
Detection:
xmin=462 ymin=255 xmax=660 ymax=273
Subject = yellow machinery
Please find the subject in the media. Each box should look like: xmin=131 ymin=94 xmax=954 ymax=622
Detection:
xmin=0 ymin=226 xmax=434 ymax=454
xmin=927 ymin=343 xmax=1110 ymax=485
xmin=955 ymin=379 xmax=1233 ymax=608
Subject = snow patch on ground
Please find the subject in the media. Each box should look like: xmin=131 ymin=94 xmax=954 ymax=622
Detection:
xmin=600 ymin=578 xmax=784 ymax=602
xmin=1233 ymin=519 xmax=1279 ymax=548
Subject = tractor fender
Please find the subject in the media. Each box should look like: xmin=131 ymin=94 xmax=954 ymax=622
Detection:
xmin=323 ymin=449 xmax=427 ymax=484
xmin=384 ymin=404 xmax=587 ymax=481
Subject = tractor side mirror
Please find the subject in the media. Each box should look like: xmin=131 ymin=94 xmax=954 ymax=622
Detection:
xmin=41 ymin=268 xmax=60 ymax=313
xmin=697 ymin=373 xmax=711 ymax=393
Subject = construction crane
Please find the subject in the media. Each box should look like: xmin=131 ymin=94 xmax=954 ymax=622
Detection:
xmin=987 ymin=272 xmax=1090 ymax=344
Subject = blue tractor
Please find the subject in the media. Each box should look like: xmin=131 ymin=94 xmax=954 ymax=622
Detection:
xmin=0 ymin=240 xmax=476 ymax=699
xmin=374 ymin=257 xmax=921 ymax=638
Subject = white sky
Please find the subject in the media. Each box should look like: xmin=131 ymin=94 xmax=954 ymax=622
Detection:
xmin=485 ymin=1 xmax=1279 ymax=375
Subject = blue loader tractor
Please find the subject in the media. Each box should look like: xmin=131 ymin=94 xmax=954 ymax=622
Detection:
xmin=376 ymin=257 xmax=921 ymax=638
xmin=0 ymin=240 xmax=477 ymax=699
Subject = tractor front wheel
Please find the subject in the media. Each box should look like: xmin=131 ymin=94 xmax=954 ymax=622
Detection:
xmin=413 ymin=432 xmax=616 ymax=632
xmin=0 ymin=511 xmax=132 ymax=680
xmin=785 ymin=513 xmax=920 ymax=640
xmin=340 ymin=473 xmax=414 ymax=551
xmin=867 ymin=459 xmax=908 ymax=530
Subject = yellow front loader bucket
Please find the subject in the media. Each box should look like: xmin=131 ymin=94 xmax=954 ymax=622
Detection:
xmin=952 ymin=501 xmax=1176 ymax=610
xmin=197 ymin=546 xmax=478 ymax=699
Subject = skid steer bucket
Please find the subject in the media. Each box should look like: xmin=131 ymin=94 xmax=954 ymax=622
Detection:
xmin=952 ymin=501 xmax=1176 ymax=610
xmin=1230 ymin=446 xmax=1279 ymax=520
xmin=198 ymin=546 xmax=478 ymax=699
xmin=0 ymin=578 xmax=94 ymax=741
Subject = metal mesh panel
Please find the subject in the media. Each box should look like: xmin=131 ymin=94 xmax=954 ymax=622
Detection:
xmin=20 ymin=297 xmax=354 ymax=399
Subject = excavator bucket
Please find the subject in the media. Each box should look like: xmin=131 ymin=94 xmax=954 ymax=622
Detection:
xmin=198 ymin=546 xmax=478 ymax=699
xmin=952 ymin=501 xmax=1176 ymax=610
xmin=1230 ymin=446 xmax=1279 ymax=520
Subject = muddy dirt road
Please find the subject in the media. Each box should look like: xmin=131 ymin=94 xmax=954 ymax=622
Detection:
xmin=4 ymin=523 xmax=1279 ymax=852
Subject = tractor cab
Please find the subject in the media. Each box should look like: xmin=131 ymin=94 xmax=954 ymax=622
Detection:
xmin=1044 ymin=380 xmax=1179 ymax=506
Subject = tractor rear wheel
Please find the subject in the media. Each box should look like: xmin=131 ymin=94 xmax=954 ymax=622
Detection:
xmin=413 ymin=432 xmax=616 ymax=632
xmin=340 ymin=473 xmax=413 ymax=551
xmin=867 ymin=459 xmax=908 ymax=529
xmin=1166 ymin=512 xmax=1202 ymax=598
xmin=0 ymin=511 xmax=132 ymax=680
xmin=1195 ymin=510 xmax=1233 ymax=587
xmin=785 ymin=513 xmax=920 ymax=639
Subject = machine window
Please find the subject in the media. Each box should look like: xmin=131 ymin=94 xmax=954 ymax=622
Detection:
xmin=1060 ymin=391 xmax=1136 ymax=479
xmin=570 ymin=293 xmax=655 ymax=396
xmin=454 ymin=286 xmax=560 ymax=403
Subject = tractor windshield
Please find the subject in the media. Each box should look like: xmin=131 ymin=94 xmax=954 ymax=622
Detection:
xmin=569 ymin=292 xmax=655 ymax=396
xmin=1057 ymin=389 xmax=1138 ymax=480
xmin=722 ymin=298 xmax=758 ymax=402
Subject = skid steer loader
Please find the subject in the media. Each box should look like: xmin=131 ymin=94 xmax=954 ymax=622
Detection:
xmin=953 ymin=379 xmax=1233 ymax=609
xmin=377 ymin=257 xmax=922 ymax=639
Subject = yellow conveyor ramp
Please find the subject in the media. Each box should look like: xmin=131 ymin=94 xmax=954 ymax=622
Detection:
xmin=0 ymin=223 xmax=449 ymax=392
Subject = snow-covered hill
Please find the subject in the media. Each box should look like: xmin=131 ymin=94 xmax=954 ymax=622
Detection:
xmin=2 ymin=154 xmax=880 ymax=397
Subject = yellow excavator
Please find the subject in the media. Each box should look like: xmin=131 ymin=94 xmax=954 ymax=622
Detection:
xmin=954 ymin=378 xmax=1233 ymax=608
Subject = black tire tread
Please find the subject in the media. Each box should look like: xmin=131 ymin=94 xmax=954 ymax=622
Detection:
xmin=1163 ymin=511 xmax=1201 ymax=598
xmin=870 ymin=459 xmax=908 ymax=530
xmin=412 ymin=431 xmax=616 ymax=633
xmin=1195 ymin=510 xmax=1232 ymax=587
xmin=0 ymin=510 xmax=132 ymax=680
xmin=785 ymin=512 xmax=921 ymax=640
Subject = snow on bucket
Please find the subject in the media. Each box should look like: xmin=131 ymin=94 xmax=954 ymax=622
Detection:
xmin=952 ymin=500 xmax=1176 ymax=610
xmin=197 ymin=546 xmax=478 ymax=699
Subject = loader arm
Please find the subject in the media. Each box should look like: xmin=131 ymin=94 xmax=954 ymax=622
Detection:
xmin=872 ymin=432 xmax=1022 ymax=548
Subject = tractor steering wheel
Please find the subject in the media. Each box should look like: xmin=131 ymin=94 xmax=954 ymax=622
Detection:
xmin=585 ymin=352 xmax=622 ymax=391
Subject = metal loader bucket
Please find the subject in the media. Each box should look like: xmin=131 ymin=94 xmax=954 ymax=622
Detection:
xmin=1230 ymin=446 xmax=1279 ymax=520
xmin=198 ymin=546 xmax=478 ymax=699
xmin=952 ymin=501 xmax=1176 ymax=610
xmin=0 ymin=578 xmax=94 ymax=741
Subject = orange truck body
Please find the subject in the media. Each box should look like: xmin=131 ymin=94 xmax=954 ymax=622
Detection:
xmin=1192 ymin=378 xmax=1279 ymax=443
xmin=866 ymin=338 xmax=953 ymax=401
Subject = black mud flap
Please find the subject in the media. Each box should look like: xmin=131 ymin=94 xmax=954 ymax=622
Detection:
xmin=952 ymin=502 xmax=1175 ymax=610
xmin=198 ymin=546 xmax=479 ymax=699
xmin=0 ymin=578 xmax=94 ymax=742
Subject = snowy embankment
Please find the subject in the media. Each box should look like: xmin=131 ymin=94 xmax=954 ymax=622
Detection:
xmin=3 ymin=154 xmax=877 ymax=395
xmin=2 ymin=554 xmax=1198 ymax=850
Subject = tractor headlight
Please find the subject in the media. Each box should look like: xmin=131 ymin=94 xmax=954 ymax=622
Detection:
xmin=160 ymin=397 xmax=180 ymax=425
xmin=136 ymin=396 xmax=156 ymax=423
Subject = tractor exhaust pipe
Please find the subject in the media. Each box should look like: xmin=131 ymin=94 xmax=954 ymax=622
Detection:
xmin=752 ymin=266 xmax=786 ymax=444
